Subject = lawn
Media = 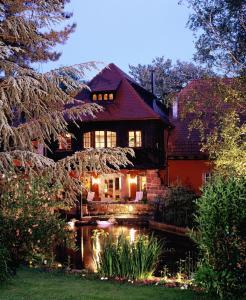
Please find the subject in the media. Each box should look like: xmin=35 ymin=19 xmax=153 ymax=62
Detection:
xmin=0 ymin=268 xmax=219 ymax=300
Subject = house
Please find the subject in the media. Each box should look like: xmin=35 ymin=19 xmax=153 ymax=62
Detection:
xmin=47 ymin=63 xmax=171 ymax=201
xmin=167 ymin=80 xmax=215 ymax=193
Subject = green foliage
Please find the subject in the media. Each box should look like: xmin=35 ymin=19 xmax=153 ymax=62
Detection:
xmin=94 ymin=231 xmax=162 ymax=280
xmin=0 ymin=175 xmax=75 ymax=277
xmin=184 ymin=0 xmax=246 ymax=74
xmin=192 ymin=176 xmax=246 ymax=299
xmin=0 ymin=245 xmax=11 ymax=283
xmin=129 ymin=56 xmax=214 ymax=103
xmin=203 ymin=112 xmax=246 ymax=177
xmin=154 ymin=186 xmax=197 ymax=227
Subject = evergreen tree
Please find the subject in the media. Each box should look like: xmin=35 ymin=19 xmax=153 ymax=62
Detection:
xmin=0 ymin=0 xmax=133 ymax=202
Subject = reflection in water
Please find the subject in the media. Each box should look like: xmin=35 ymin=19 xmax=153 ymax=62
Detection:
xmin=60 ymin=225 xmax=196 ymax=274
xmin=129 ymin=228 xmax=136 ymax=243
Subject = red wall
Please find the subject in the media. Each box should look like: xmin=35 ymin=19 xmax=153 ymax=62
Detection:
xmin=168 ymin=160 xmax=213 ymax=194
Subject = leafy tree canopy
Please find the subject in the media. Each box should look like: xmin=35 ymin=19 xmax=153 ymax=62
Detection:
xmin=129 ymin=56 xmax=215 ymax=104
xmin=183 ymin=0 xmax=246 ymax=74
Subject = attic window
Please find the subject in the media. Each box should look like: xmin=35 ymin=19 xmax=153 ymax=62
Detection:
xmin=92 ymin=92 xmax=114 ymax=101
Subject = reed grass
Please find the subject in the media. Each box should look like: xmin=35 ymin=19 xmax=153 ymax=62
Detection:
xmin=95 ymin=232 xmax=162 ymax=280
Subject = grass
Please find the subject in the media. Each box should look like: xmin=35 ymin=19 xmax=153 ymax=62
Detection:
xmin=0 ymin=268 xmax=219 ymax=300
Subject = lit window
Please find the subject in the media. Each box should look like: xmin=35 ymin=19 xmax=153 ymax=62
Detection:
xmin=92 ymin=94 xmax=97 ymax=101
xmin=104 ymin=94 xmax=108 ymax=100
xmin=95 ymin=131 xmax=105 ymax=148
xmin=129 ymin=131 xmax=142 ymax=147
xmin=109 ymin=93 xmax=114 ymax=100
xmin=203 ymin=172 xmax=212 ymax=184
xmin=58 ymin=133 xmax=72 ymax=151
xmin=83 ymin=132 xmax=91 ymax=148
xmin=107 ymin=131 xmax=116 ymax=147
xmin=98 ymin=94 xmax=102 ymax=101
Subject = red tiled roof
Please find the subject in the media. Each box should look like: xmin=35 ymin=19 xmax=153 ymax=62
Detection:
xmin=168 ymin=77 xmax=245 ymax=158
xmin=74 ymin=63 xmax=169 ymax=124
xmin=168 ymin=79 xmax=221 ymax=159
xmin=89 ymin=63 xmax=134 ymax=92
xmin=168 ymin=116 xmax=206 ymax=158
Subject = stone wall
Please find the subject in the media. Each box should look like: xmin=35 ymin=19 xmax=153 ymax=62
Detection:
xmin=146 ymin=169 xmax=167 ymax=201
xmin=86 ymin=203 xmax=154 ymax=216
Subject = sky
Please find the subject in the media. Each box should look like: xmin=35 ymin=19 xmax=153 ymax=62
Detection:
xmin=37 ymin=0 xmax=196 ymax=75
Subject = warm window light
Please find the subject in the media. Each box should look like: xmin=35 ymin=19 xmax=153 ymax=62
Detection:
xmin=129 ymin=227 xmax=136 ymax=242
xmin=128 ymin=206 xmax=134 ymax=213
xmin=92 ymin=177 xmax=101 ymax=185
xmin=109 ymin=93 xmax=114 ymax=100
xmin=128 ymin=131 xmax=142 ymax=147
xmin=58 ymin=133 xmax=72 ymax=150
xmin=103 ymin=94 xmax=108 ymax=100
xmin=83 ymin=132 xmax=91 ymax=148
xmin=98 ymin=94 xmax=102 ymax=100
xmin=128 ymin=176 xmax=137 ymax=184
xmin=92 ymin=94 xmax=97 ymax=101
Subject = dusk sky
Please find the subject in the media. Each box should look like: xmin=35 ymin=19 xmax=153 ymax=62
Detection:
xmin=39 ymin=0 xmax=196 ymax=75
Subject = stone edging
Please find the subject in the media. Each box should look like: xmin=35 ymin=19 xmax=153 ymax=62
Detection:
xmin=149 ymin=220 xmax=189 ymax=236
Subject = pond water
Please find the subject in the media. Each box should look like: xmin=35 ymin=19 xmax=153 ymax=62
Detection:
xmin=57 ymin=224 xmax=197 ymax=276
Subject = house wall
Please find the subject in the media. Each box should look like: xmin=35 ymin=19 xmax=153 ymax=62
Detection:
xmin=48 ymin=119 xmax=167 ymax=169
xmin=168 ymin=159 xmax=213 ymax=193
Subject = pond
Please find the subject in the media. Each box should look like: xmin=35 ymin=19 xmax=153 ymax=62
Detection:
xmin=57 ymin=224 xmax=197 ymax=276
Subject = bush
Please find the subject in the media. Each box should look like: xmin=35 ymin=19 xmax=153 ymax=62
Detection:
xmin=192 ymin=176 xmax=246 ymax=299
xmin=0 ymin=175 xmax=75 ymax=274
xmin=154 ymin=186 xmax=197 ymax=227
xmin=0 ymin=245 xmax=12 ymax=283
xmin=94 ymin=231 xmax=162 ymax=280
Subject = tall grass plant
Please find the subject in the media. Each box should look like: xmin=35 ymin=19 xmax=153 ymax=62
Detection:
xmin=94 ymin=231 xmax=162 ymax=280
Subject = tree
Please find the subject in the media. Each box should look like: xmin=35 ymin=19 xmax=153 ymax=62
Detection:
xmin=0 ymin=0 xmax=133 ymax=202
xmin=183 ymin=0 xmax=246 ymax=75
xmin=129 ymin=56 xmax=214 ymax=103
xmin=0 ymin=0 xmax=133 ymax=281
xmin=178 ymin=78 xmax=246 ymax=177
xmin=180 ymin=0 xmax=246 ymax=177
xmin=192 ymin=176 xmax=246 ymax=299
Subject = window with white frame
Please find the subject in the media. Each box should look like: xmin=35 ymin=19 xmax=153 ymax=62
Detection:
xmin=57 ymin=133 xmax=72 ymax=151
xmin=83 ymin=131 xmax=117 ymax=149
xmin=203 ymin=172 xmax=212 ymax=184
xmin=128 ymin=131 xmax=142 ymax=147
xmin=83 ymin=132 xmax=91 ymax=148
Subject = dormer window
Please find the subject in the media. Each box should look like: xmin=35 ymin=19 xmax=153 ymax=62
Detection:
xmin=91 ymin=92 xmax=115 ymax=102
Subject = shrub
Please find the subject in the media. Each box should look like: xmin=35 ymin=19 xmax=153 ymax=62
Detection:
xmin=0 ymin=245 xmax=11 ymax=283
xmin=94 ymin=231 xmax=162 ymax=280
xmin=192 ymin=176 xmax=246 ymax=299
xmin=0 ymin=175 xmax=75 ymax=274
xmin=154 ymin=186 xmax=197 ymax=227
